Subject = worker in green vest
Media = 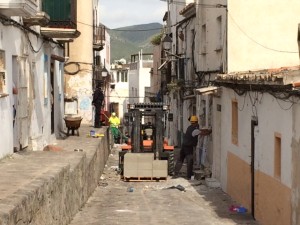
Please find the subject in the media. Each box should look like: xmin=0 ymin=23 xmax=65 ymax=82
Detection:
xmin=108 ymin=112 xmax=121 ymax=143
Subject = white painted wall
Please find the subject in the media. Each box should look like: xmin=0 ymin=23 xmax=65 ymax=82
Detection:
xmin=195 ymin=0 xmax=227 ymax=72
xmin=128 ymin=67 xmax=139 ymax=104
xmin=100 ymin=31 xmax=111 ymax=112
xmin=139 ymin=66 xmax=152 ymax=102
xmin=227 ymin=0 xmax=300 ymax=72
xmin=169 ymin=0 xmax=185 ymax=35
xmin=220 ymin=88 xmax=293 ymax=190
xmin=166 ymin=1 xmax=193 ymax=147
xmin=65 ymin=0 xmax=93 ymax=123
xmin=128 ymin=54 xmax=152 ymax=104
xmin=109 ymin=69 xmax=129 ymax=120
xmin=0 ymin=21 xmax=64 ymax=158
xmin=100 ymin=31 xmax=111 ymax=67
xmin=212 ymin=96 xmax=222 ymax=181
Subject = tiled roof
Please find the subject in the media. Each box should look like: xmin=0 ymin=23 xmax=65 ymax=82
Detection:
xmin=179 ymin=3 xmax=196 ymax=16
xmin=216 ymin=66 xmax=300 ymax=86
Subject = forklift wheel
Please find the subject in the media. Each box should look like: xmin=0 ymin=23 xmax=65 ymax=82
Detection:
xmin=168 ymin=151 xmax=175 ymax=175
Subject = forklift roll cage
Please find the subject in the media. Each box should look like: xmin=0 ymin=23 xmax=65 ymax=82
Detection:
xmin=125 ymin=103 xmax=171 ymax=157
xmin=120 ymin=102 xmax=175 ymax=176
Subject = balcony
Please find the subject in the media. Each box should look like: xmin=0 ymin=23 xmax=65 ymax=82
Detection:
xmin=93 ymin=25 xmax=105 ymax=51
xmin=23 ymin=11 xmax=50 ymax=27
xmin=0 ymin=0 xmax=38 ymax=17
xmin=92 ymin=67 xmax=102 ymax=88
xmin=41 ymin=0 xmax=80 ymax=41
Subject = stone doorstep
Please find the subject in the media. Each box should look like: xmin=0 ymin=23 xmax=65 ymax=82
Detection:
xmin=193 ymin=169 xmax=212 ymax=180
xmin=205 ymin=178 xmax=221 ymax=188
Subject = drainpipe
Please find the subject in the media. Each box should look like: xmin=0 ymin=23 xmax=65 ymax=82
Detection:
xmin=205 ymin=95 xmax=209 ymax=127
xmin=180 ymin=91 xmax=183 ymax=146
xmin=251 ymin=116 xmax=258 ymax=219
xmin=200 ymin=95 xmax=210 ymax=165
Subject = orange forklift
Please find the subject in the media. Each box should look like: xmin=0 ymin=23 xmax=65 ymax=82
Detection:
xmin=119 ymin=103 xmax=174 ymax=177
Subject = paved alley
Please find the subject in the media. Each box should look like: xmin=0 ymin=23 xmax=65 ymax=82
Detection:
xmin=69 ymin=146 xmax=259 ymax=225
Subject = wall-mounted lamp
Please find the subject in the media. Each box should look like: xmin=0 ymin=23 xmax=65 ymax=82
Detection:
xmin=158 ymin=59 xmax=169 ymax=70
xmin=162 ymin=34 xmax=172 ymax=50
xmin=102 ymin=66 xmax=108 ymax=77
xmin=102 ymin=59 xmax=108 ymax=77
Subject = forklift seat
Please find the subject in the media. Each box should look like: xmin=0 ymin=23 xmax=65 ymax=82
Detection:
xmin=143 ymin=140 xmax=153 ymax=147
xmin=121 ymin=145 xmax=132 ymax=151
xmin=163 ymin=144 xmax=174 ymax=151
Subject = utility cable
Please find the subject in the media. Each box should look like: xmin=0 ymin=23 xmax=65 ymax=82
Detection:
xmin=228 ymin=12 xmax=298 ymax=54
xmin=160 ymin=0 xmax=227 ymax=8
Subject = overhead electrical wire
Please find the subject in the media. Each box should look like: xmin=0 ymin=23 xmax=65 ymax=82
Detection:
xmin=228 ymin=12 xmax=298 ymax=54
xmin=0 ymin=16 xmax=62 ymax=53
xmin=160 ymin=0 xmax=227 ymax=8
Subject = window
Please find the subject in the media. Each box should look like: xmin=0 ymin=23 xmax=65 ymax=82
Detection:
xmin=201 ymin=24 xmax=206 ymax=54
xmin=274 ymin=133 xmax=281 ymax=179
xmin=117 ymin=71 xmax=128 ymax=83
xmin=117 ymin=71 xmax=120 ymax=82
xmin=216 ymin=16 xmax=222 ymax=51
xmin=44 ymin=54 xmax=48 ymax=105
xmin=124 ymin=71 xmax=128 ymax=82
xmin=121 ymin=71 xmax=128 ymax=82
xmin=232 ymin=100 xmax=238 ymax=145
xmin=0 ymin=72 xmax=5 ymax=94
xmin=121 ymin=72 xmax=125 ymax=82
xmin=178 ymin=58 xmax=185 ymax=80
xmin=0 ymin=50 xmax=6 ymax=95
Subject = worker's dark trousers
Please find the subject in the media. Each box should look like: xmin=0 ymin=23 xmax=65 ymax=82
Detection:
xmin=94 ymin=104 xmax=102 ymax=128
xmin=174 ymin=145 xmax=194 ymax=179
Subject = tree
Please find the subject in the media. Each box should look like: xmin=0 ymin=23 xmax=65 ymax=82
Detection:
xmin=150 ymin=33 xmax=163 ymax=46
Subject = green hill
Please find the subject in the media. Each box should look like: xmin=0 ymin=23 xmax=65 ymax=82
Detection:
xmin=108 ymin=23 xmax=163 ymax=62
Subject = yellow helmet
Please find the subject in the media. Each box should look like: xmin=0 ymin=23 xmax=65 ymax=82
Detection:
xmin=112 ymin=112 xmax=116 ymax=116
xmin=190 ymin=115 xmax=198 ymax=123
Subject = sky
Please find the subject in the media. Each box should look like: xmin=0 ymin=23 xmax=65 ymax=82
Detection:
xmin=100 ymin=0 xmax=168 ymax=29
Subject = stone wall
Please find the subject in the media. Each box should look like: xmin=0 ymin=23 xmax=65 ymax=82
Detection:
xmin=0 ymin=127 xmax=111 ymax=225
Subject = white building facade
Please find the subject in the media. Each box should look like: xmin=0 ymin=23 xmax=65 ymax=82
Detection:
xmin=109 ymin=62 xmax=129 ymax=120
xmin=215 ymin=1 xmax=300 ymax=224
xmin=128 ymin=52 xmax=153 ymax=105
xmin=161 ymin=0 xmax=300 ymax=224
xmin=0 ymin=1 xmax=65 ymax=158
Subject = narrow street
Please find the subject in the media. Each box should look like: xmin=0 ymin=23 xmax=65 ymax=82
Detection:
xmin=69 ymin=145 xmax=258 ymax=225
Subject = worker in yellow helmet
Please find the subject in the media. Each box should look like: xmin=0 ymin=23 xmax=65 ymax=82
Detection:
xmin=174 ymin=115 xmax=209 ymax=180
xmin=109 ymin=112 xmax=121 ymax=143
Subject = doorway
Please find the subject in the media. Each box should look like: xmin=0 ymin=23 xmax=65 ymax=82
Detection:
xmin=13 ymin=56 xmax=29 ymax=150
xmin=50 ymin=61 xmax=54 ymax=134
xmin=251 ymin=117 xmax=258 ymax=219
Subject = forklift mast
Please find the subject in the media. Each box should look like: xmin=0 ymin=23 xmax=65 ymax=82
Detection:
xmin=120 ymin=103 xmax=175 ymax=178
xmin=127 ymin=102 xmax=169 ymax=159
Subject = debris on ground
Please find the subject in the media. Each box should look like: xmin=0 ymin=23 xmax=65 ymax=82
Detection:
xmin=98 ymin=182 xmax=108 ymax=187
xmin=229 ymin=205 xmax=248 ymax=213
xmin=110 ymin=166 xmax=119 ymax=171
xmin=127 ymin=187 xmax=134 ymax=192
xmin=165 ymin=184 xmax=186 ymax=192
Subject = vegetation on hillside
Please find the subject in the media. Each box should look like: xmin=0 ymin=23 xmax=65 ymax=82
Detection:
xmin=108 ymin=23 xmax=163 ymax=62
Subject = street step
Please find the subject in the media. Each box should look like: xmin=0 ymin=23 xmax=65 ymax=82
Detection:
xmin=123 ymin=176 xmax=167 ymax=182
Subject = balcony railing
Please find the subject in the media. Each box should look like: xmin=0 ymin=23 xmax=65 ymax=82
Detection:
xmin=43 ymin=0 xmax=76 ymax=28
xmin=92 ymin=68 xmax=102 ymax=89
xmin=41 ymin=0 xmax=80 ymax=40
xmin=0 ymin=0 xmax=38 ymax=17
xmin=93 ymin=25 xmax=105 ymax=51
